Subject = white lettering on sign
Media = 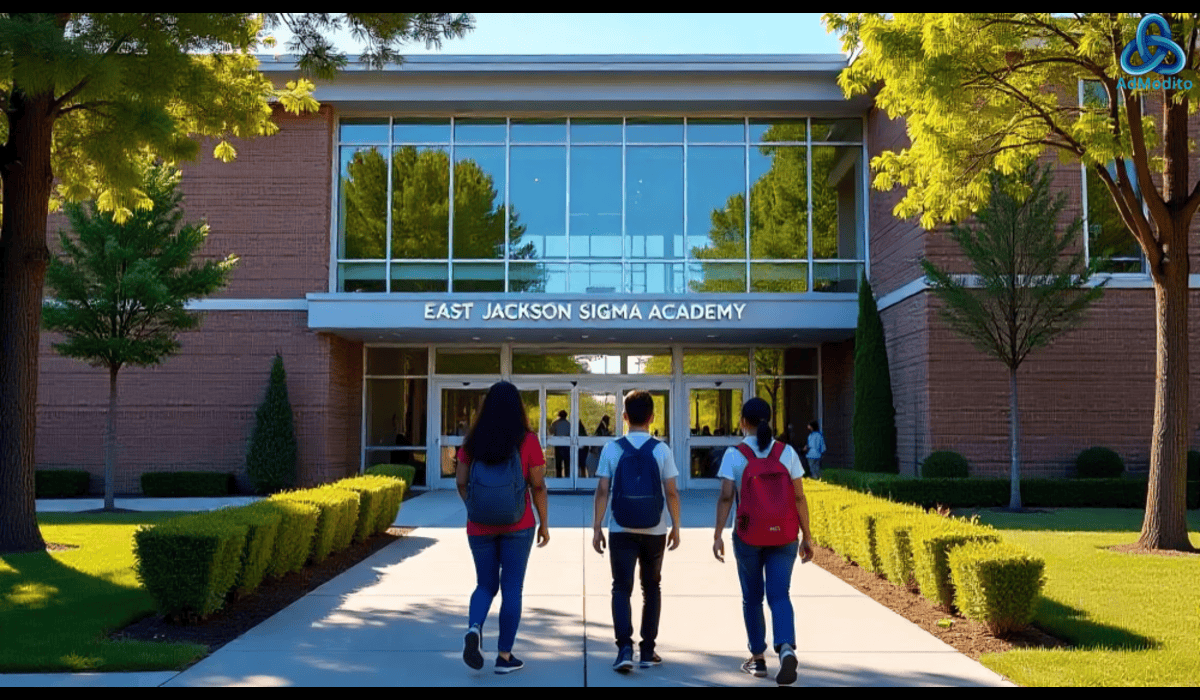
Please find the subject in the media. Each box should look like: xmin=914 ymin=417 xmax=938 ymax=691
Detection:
xmin=424 ymin=302 xmax=476 ymax=320
xmin=449 ymin=302 xmax=748 ymax=324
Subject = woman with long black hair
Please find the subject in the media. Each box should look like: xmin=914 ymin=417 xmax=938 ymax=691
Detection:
xmin=456 ymin=381 xmax=550 ymax=675
xmin=712 ymin=397 xmax=813 ymax=687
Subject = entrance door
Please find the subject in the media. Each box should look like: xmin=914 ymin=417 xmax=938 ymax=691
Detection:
xmin=433 ymin=381 xmax=493 ymax=490
xmin=684 ymin=380 xmax=752 ymax=489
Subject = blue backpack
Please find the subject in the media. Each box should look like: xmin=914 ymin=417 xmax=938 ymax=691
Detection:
xmin=466 ymin=448 xmax=526 ymax=526
xmin=611 ymin=437 xmax=665 ymax=529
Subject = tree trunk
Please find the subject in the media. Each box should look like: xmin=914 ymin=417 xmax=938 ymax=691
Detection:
xmin=0 ymin=89 xmax=56 ymax=553
xmin=1137 ymin=238 xmax=1194 ymax=551
xmin=105 ymin=366 xmax=119 ymax=511
xmin=1008 ymin=366 xmax=1022 ymax=511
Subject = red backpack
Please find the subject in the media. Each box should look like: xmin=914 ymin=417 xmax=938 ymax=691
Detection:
xmin=734 ymin=442 xmax=800 ymax=547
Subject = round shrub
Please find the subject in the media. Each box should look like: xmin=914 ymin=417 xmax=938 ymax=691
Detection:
xmin=921 ymin=451 xmax=969 ymax=479
xmin=1075 ymin=447 xmax=1124 ymax=479
xmin=1188 ymin=450 xmax=1200 ymax=481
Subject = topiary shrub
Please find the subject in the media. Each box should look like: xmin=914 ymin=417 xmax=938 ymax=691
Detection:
xmin=246 ymin=354 xmax=298 ymax=495
xmin=1075 ymin=447 xmax=1124 ymax=479
xmin=852 ymin=274 xmax=898 ymax=473
xmin=134 ymin=515 xmax=248 ymax=622
xmin=949 ymin=541 xmax=1045 ymax=636
xmin=921 ymin=451 xmax=970 ymax=479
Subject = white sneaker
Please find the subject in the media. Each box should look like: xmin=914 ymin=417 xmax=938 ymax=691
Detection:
xmin=777 ymin=644 xmax=798 ymax=686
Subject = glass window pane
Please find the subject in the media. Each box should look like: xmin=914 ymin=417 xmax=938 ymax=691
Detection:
xmin=390 ymin=146 xmax=450 ymax=260
xmin=1086 ymin=166 xmax=1143 ymax=272
xmin=750 ymin=145 xmax=806 ymax=260
xmin=751 ymin=263 xmax=808 ymax=292
xmin=367 ymin=348 xmax=429 ymax=376
xmin=626 ymin=352 xmax=672 ymax=375
xmin=452 ymin=263 xmax=504 ymax=293
xmin=511 ymin=146 xmax=567 ymax=258
xmin=570 ymin=146 xmax=622 ymax=258
xmin=813 ymin=262 xmax=863 ymax=293
xmin=508 ymin=261 xmax=556 ymax=293
xmin=570 ymin=118 xmax=622 ymax=143
xmin=453 ymin=147 xmax=507 ymax=260
xmin=626 ymin=389 xmax=670 ymax=442
xmin=454 ymin=118 xmax=506 ymax=143
xmin=511 ymin=118 xmax=566 ymax=143
xmin=391 ymin=262 xmax=448 ymax=292
xmin=689 ymin=387 xmax=744 ymax=434
xmin=339 ymin=147 xmax=388 ymax=259
xmin=750 ymin=119 xmax=806 ymax=144
xmin=811 ymin=118 xmax=863 ymax=142
xmin=687 ymin=118 xmax=744 ymax=143
xmin=812 ymin=145 xmax=863 ymax=260
xmin=687 ymin=261 xmax=746 ymax=293
xmin=569 ymin=263 xmax=622 ymax=294
xmin=436 ymin=351 xmax=500 ymax=375
xmin=757 ymin=377 xmax=818 ymax=449
xmin=393 ymin=119 xmax=450 ymax=143
xmin=627 ymin=118 xmax=683 ymax=143
xmin=683 ymin=351 xmax=749 ymax=374
xmin=629 ymin=262 xmax=684 ymax=294
xmin=627 ymin=146 xmax=683 ymax=258
xmin=786 ymin=348 xmax=818 ymax=376
xmin=338 ymin=263 xmax=385 ymax=293
xmin=340 ymin=118 xmax=389 ymax=144
xmin=687 ymin=146 xmax=746 ymax=259
xmin=513 ymin=353 xmax=621 ymax=374
xmin=367 ymin=378 xmax=428 ymax=447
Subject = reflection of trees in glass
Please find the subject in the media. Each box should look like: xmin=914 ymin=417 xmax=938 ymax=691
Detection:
xmin=1086 ymin=167 xmax=1142 ymax=272
xmin=340 ymin=147 xmax=544 ymax=290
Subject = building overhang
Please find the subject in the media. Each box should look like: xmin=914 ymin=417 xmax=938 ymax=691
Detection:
xmin=307 ymin=293 xmax=858 ymax=345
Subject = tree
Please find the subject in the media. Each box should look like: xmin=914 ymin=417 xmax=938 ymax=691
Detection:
xmin=826 ymin=13 xmax=1199 ymax=551
xmin=246 ymin=354 xmax=298 ymax=494
xmin=42 ymin=163 xmax=237 ymax=511
xmin=1 ymin=13 xmax=473 ymax=553
xmin=853 ymin=274 xmax=898 ymax=473
xmin=920 ymin=164 xmax=1104 ymax=509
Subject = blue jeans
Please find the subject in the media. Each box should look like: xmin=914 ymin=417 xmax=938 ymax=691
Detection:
xmin=733 ymin=533 xmax=798 ymax=656
xmin=467 ymin=527 xmax=535 ymax=653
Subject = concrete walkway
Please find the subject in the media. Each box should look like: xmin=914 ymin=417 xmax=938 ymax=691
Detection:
xmin=7 ymin=491 xmax=1015 ymax=687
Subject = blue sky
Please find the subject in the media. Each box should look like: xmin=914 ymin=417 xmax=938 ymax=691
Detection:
xmin=270 ymin=14 xmax=846 ymax=57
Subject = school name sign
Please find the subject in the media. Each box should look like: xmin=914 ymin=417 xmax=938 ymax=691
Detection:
xmin=425 ymin=301 xmax=748 ymax=323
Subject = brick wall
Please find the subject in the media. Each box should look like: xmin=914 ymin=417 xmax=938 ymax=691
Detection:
xmin=879 ymin=293 xmax=931 ymax=476
xmin=820 ymin=339 xmax=855 ymax=469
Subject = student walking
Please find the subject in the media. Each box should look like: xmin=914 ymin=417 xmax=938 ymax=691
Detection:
xmin=712 ymin=397 xmax=813 ymax=687
xmin=805 ymin=420 xmax=826 ymax=479
xmin=456 ymin=381 xmax=550 ymax=675
xmin=592 ymin=390 xmax=681 ymax=674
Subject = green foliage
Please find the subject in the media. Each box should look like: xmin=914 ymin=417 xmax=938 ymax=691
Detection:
xmin=270 ymin=487 xmax=360 ymax=564
xmin=210 ymin=506 xmax=282 ymax=598
xmin=949 ymin=541 xmax=1045 ymax=636
xmin=140 ymin=472 xmax=234 ymax=498
xmin=910 ymin=520 xmax=1002 ymax=610
xmin=255 ymin=499 xmax=320 ymax=578
xmin=921 ymin=451 xmax=970 ymax=479
xmin=246 ymin=354 xmax=299 ymax=495
xmin=133 ymin=515 xmax=247 ymax=622
xmin=333 ymin=475 xmax=405 ymax=542
xmin=1075 ymin=447 xmax=1125 ymax=479
xmin=876 ymin=513 xmax=921 ymax=587
xmin=35 ymin=470 xmax=90 ymax=498
xmin=853 ymin=275 xmax=898 ymax=472
xmin=365 ymin=464 xmax=416 ymax=488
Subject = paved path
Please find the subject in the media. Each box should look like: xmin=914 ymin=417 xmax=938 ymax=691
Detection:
xmin=7 ymin=492 xmax=1015 ymax=687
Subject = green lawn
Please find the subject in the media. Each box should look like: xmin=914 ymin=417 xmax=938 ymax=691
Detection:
xmin=970 ymin=509 xmax=1200 ymax=687
xmin=0 ymin=513 xmax=208 ymax=672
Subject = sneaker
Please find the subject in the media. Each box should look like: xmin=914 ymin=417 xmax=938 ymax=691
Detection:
xmin=613 ymin=645 xmax=634 ymax=674
xmin=776 ymin=644 xmax=798 ymax=686
xmin=741 ymin=656 xmax=767 ymax=678
xmin=495 ymin=654 xmax=524 ymax=675
xmin=639 ymin=651 xmax=662 ymax=669
xmin=463 ymin=625 xmax=483 ymax=670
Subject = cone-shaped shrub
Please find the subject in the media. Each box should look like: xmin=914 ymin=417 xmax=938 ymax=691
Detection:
xmin=853 ymin=275 xmax=898 ymax=473
xmin=247 ymin=354 xmax=298 ymax=494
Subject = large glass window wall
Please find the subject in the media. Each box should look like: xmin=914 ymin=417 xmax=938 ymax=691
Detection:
xmin=336 ymin=117 xmax=866 ymax=294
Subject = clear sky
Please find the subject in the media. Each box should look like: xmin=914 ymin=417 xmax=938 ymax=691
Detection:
xmin=269 ymin=14 xmax=847 ymax=57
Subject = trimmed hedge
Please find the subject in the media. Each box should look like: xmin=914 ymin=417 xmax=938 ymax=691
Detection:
xmin=1076 ymin=447 xmax=1124 ymax=478
xmin=218 ymin=505 xmax=282 ymax=597
xmin=257 ymin=499 xmax=320 ymax=578
xmin=910 ymin=520 xmax=1001 ymax=610
xmin=134 ymin=514 xmax=247 ymax=622
xmin=35 ymin=470 xmax=90 ymax=498
xmin=271 ymin=487 xmax=360 ymax=564
xmin=822 ymin=470 xmax=1200 ymax=510
xmin=921 ymin=451 xmax=969 ymax=479
xmin=876 ymin=512 xmax=921 ymax=587
xmin=365 ymin=464 xmax=416 ymax=489
xmin=949 ymin=541 xmax=1045 ymax=636
xmin=334 ymin=475 xmax=406 ymax=541
xmin=141 ymin=472 xmax=234 ymax=497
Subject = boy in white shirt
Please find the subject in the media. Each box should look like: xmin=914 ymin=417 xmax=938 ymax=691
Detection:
xmin=592 ymin=390 xmax=681 ymax=674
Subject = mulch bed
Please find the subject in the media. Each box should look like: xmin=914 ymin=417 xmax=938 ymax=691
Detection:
xmin=112 ymin=527 xmax=413 ymax=652
xmin=810 ymin=544 xmax=1069 ymax=660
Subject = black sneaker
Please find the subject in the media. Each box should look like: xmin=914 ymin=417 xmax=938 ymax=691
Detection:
xmin=741 ymin=657 xmax=767 ymax=678
xmin=495 ymin=654 xmax=524 ymax=675
xmin=613 ymin=645 xmax=634 ymax=674
xmin=463 ymin=626 xmax=483 ymax=670
xmin=776 ymin=644 xmax=798 ymax=686
xmin=639 ymin=651 xmax=662 ymax=669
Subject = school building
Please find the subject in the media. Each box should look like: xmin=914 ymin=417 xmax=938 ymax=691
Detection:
xmin=36 ymin=55 xmax=1200 ymax=493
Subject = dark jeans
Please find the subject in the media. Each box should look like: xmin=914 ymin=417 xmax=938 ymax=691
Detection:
xmin=468 ymin=527 xmax=535 ymax=653
xmin=733 ymin=533 xmax=798 ymax=656
xmin=609 ymin=532 xmax=666 ymax=654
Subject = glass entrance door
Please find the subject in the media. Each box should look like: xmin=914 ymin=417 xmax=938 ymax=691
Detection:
xmin=685 ymin=381 xmax=751 ymax=489
xmin=434 ymin=382 xmax=493 ymax=489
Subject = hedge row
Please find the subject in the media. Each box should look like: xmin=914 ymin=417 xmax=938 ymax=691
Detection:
xmin=134 ymin=474 xmax=407 ymax=622
xmin=807 ymin=481 xmax=1044 ymax=634
xmin=35 ymin=470 xmax=90 ymax=498
xmin=822 ymin=470 xmax=1200 ymax=510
